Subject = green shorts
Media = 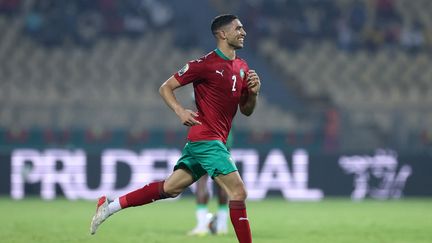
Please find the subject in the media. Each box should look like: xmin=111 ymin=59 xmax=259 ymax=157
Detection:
xmin=174 ymin=140 xmax=237 ymax=181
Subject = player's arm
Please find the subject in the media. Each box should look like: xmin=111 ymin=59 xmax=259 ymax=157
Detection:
xmin=239 ymin=70 xmax=261 ymax=116
xmin=159 ymin=76 xmax=202 ymax=126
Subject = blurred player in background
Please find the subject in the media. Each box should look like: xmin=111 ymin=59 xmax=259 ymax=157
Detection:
xmin=188 ymin=129 xmax=233 ymax=236
xmin=90 ymin=14 xmax=261 ymax=243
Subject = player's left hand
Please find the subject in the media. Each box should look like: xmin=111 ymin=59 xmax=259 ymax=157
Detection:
xmin=247 ymin=70 xmax=261 ymax=96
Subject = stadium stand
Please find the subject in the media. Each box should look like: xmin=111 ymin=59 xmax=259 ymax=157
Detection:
xmin=251 ymin=0 xmax=432 ymax=151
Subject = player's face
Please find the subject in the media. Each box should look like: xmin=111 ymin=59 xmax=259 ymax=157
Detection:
xmin=224 ymin=19 xmax=247 ymax=49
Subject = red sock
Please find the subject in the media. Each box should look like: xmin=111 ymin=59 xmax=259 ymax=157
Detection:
xmin=229 ymin=200 xmax=252 ymax=243
xmin=119 ymin=181 xmax=169 ymax=208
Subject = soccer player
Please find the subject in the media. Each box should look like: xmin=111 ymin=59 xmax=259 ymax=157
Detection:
xmin=188 ymin=130 xmax=233 ymax=236
xmin=90 ymin=14 xmax=261 ymax=243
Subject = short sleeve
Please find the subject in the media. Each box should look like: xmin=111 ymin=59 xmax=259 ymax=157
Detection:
xmin=174 ymin=59 xmax=205 ymax=86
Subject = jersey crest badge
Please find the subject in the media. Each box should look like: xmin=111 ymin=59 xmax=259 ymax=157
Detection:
xmin=178 ymin=64 xmax=189 ymax=76
xmin=240 ymin=69 xmax=245 ymax=79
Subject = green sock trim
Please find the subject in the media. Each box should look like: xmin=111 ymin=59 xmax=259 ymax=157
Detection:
xmin=197 ymin=204 xmax=208 ymax=210
xmin=218 ymin=204 xmax=228 ymax=211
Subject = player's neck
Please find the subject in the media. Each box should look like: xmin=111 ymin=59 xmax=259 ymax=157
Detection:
xmin=216 ymin=45 xmax=236 ymax=60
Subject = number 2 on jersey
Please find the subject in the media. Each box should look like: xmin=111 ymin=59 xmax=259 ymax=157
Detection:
xmin=231 ymin=75 xmax=237 ymax=92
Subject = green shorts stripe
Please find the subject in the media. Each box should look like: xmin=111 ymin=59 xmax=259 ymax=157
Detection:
xmin=174 ymin=140 xmax=237 ymax=181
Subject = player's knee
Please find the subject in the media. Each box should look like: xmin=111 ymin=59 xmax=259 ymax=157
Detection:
xmin=164 ymin=188 xmax=182 ymax=198
xmin=231 ymin=186 xmax=248 ymax=201
xmin=167 ymin=192 xmax=181 ymax=198
xmin=163 ymin=183 xmax=184 ymax=198
xmin=164 ymin=192 xmax=180 ymax=198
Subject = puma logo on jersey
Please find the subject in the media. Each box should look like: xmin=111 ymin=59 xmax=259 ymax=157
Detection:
xmin=215 ymin=69 xmax=224 ymax=76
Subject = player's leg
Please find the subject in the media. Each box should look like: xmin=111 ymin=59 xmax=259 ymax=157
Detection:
xmin=90 ymin=168 xmax=194 ymax=235
xmin=188 ymin=174 xmax=211 ymax=236
xmin=196 ymin=174 xmax=210 ymax=204
xmin=110 ymin=168 xmax=194 ymax=212
xmin=215 ymin=182 xmax=229 ymax=235
xmin=214 ymin=172 xmax=251 ymax=243
xmin=193 ymin=140 xmax=251 ymax=242
xmin=215 ymin=134 xmax=231 ymax=235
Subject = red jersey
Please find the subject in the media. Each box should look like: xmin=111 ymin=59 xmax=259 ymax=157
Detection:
xmin=174 ymin=48 xmax=249 ymax=144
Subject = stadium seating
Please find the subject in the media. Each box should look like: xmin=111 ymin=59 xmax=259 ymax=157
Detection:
xmin=0 ymin=16 xmax=297 ymax=133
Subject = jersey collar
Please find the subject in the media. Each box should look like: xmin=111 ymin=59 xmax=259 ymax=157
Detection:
xmin=215 ymin=48 xmax=234 ymax=61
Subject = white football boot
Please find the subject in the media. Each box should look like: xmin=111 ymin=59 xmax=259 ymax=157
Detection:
xmin=216 ymin=225 xmax=228 ymax=235
xmin=187 ymin=227 xmax=210 ymax=236
xmin=187 ymin=213 xmax=213 ymax=236
xmin=90 ymin=196 xmax=111 ymax=235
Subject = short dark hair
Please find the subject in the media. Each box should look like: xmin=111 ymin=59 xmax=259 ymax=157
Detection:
xmin=211 ymin=14 xmax=238 ymax=35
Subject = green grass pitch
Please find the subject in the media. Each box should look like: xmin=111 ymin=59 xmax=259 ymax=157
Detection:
xmin=1 ymin=197 xmax=431 ymax=243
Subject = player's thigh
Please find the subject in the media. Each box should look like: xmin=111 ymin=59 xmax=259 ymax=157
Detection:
xmin=175 ymin=142 xmax=208 ymax=181
xmin=214 ymin=171 xmax=247 ymax=200
xmin=191 ymin=141 xmax=237 ymax=178
xmin=164 ymin=168 xmax=194 ymax=196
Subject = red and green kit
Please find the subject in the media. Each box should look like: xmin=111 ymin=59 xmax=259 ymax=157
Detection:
xmin=174 ymin=48 xmax=249 ymax=144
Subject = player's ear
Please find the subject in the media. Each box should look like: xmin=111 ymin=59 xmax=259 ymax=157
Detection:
xmin=216 ymin=30 xmax=227 ymax=40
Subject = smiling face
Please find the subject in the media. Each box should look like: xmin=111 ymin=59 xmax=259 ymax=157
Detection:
xmin=220 ymin=19 xmax=247 ymax=49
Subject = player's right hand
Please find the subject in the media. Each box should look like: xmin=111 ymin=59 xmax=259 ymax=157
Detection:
xmin=178 ymin=109 xmax=202 ymax=126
